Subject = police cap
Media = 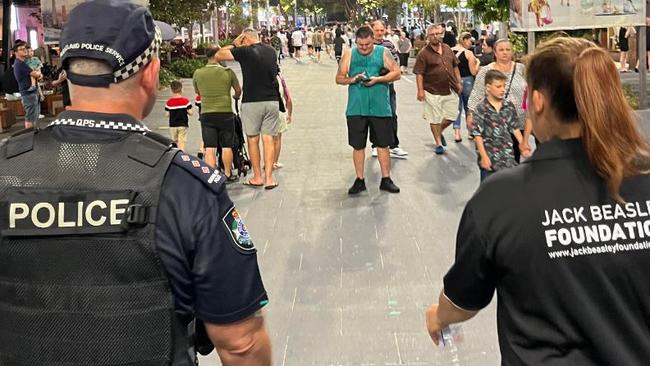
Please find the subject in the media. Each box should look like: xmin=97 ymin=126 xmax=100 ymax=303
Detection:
xmin=59 ymin=0 xmax=175 ymax=87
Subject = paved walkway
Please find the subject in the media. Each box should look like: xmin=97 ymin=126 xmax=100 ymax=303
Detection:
xmin=172 ymin=56 xmax=500 ymax=366
xmin=4 ymin=56 xmax=650 ymax=365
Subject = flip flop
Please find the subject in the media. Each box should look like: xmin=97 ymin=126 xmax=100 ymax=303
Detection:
xmin=243 ymin=180 xmax=263 ymax=187
xmin=265 ymin=183 xmax=279 ymax=190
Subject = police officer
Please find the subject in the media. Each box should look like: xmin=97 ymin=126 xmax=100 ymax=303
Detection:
xmin=0 ymin=1 xmax=271 ymax=365
xmin=426 ymin=37 xmax=650 ymax=364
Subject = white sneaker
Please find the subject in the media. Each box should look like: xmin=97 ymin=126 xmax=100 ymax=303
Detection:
xmin=38 ymin=114 xmax=45 ymax=118
xmin=371 ymin=147 xmax=378 ymax=157
xmin=390 ymin=147 xmax=409 ymax=156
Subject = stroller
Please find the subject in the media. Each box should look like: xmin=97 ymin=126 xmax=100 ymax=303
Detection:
xmin=208 ymin=99 xmax=252 ymax=178
xmin=229 ymin=99 xmax=252 ymax=177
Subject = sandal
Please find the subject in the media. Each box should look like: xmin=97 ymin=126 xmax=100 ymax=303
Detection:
xmin=243 ymin=180 xmax=263 ymax=187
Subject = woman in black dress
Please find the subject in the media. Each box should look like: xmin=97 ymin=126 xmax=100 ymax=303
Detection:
xmin=618 ymin=26 xmax=635 ymax=72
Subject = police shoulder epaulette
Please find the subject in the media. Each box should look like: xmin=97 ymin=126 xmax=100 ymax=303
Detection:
xmin=4 ymin=128 xmax=36 ymax=159
xmin=173 ymin=153 xmax=225 ymax=193
xmin=127 ymin=132 xmax=176 ymax=167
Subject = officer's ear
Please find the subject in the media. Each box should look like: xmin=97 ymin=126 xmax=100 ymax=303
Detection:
xmin=140 ymin=58 xmax=161 ymax=94
xmin=531 ymin=89 xmax=545 ymax=116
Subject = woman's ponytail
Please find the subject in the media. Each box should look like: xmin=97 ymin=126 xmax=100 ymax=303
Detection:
xmin=573 ymin=47 xmax=650 ymax=201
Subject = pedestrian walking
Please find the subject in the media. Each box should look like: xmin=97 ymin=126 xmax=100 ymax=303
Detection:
xmin=451 ymin=32 xmax=480 ymax=142
xmin=371 ymin=20 xmax=408 ymax=159
xmin=468 ymin=39 xmax=529 ymax=161
xmin=413 ymin=24 xmax=462 ymax=155
xmin=291 ymin=28 xmax=304 ymax=60
xmin=217 ymin=29 xmax=281 ymax=189
xmin=471 ymin=70 xmax=524 ymax=182
xmin=273 ymin=72 xmax=293 ymax=169
xmin=334 ymin=32 xmax=346 ymax=64
xmin=618 ymin=26 xmax=635 ymax=72
xmin=312 ymin=29 xmax=324 ymax=63
xmin=306 ymin=28 xmax=314 ymax=57
xmin=12 ymin=41 xmax=42 ymax=128
xmin=164 ymin=80 xmax=193 ymax=152
xmin=324 ymin=27 xmax=334 ymax=58
xmin=426 ymin=36 xmax=650 ymax=366
xmin=335 ymin=26 xmax=401 ymax=194
xmin=413 ymin=33 xmax=426 ymax=56
xmin=0 ymin=1 xmax=271 ymax=365
xmin=478 ymin=36 xmax=496 ymax=66
xmin=194 ymin=45 xmax=242 ymax=181
xmin=397 ymin=31 xmax=412 ymax=74
xmin=271 ymin=30 xmax=282 ymax=64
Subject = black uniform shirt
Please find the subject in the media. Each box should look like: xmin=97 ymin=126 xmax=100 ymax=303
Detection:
xmin=47 ymin=111 xmax=268 ymax=326
xmin=444 ymin=138 xmax=650 ymax=365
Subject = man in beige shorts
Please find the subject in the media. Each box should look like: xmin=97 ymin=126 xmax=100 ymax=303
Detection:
xmin=413 ymin=24 xmax=462 ymax=155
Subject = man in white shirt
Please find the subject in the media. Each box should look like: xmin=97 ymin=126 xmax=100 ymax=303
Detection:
xmin=291 ymin=28 xmax=304 ymax=60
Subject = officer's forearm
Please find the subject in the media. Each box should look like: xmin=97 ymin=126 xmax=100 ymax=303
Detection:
xmin=207 ymin=315 xmax=272 ymax=366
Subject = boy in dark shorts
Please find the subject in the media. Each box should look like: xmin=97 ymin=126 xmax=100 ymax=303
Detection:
xmin=472 ymin=69 xmax=524 ymax=182
xmin=164 ymin=80 xmax=193 ymax=151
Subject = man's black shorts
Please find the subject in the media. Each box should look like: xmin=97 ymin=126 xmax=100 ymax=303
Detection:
xmin=314 ymin=46 xmax=322 ymax=52
xmin=346 ymin=116 xmax=394 ymax=150
xmin=200 ymin=112 xmax=236 ymax=148
xmin=293 ymin=46 xmax=301 ymax=53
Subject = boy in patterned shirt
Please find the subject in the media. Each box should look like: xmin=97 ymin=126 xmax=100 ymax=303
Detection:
xmin=472 ymin=69 xmax=524 ymax=182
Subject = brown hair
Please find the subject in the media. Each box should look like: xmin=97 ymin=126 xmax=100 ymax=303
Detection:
xmin=485 ymin=69 xmax=507 ymax=85
xmin=527 ymin=36 xmax=650 ymax=201
xmin=170 ymin=80 xmax=183 ymax=93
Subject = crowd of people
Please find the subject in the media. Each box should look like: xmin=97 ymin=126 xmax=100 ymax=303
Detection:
xmin=333 ymin=21 xmax=533 ymax=192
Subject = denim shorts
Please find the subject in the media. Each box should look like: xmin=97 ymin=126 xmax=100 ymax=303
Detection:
xmin=21 ymin=92 xmax=40 ymax=123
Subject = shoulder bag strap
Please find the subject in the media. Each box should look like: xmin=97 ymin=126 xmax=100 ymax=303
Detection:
xmin=505 ymin=63 xmax=517 ymax=100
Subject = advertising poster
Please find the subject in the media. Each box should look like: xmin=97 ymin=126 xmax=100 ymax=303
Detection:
xmin=510 ymin=0 xmax=646 ymax=31
xmin=42 ymin=0 xmax=148 ymax=43
xmin=9 ymin=0 xmax=45 ymax=48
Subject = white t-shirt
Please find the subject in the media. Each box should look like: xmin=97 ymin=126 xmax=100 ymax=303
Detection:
xmin=306 ymin=31 xmax=314 ymax=45
xmin=291 ymin=31 xmax=303 ymax=47
xmin=278 ymin=32 xmax=288 ymax=46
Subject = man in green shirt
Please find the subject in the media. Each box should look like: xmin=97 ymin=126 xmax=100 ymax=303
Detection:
xmin=193 ymin=45 xmax=242 ymax=180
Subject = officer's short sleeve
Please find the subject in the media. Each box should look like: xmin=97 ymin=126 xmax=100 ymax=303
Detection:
xmin=156 ymin=154 xmax=268 ymax=325
xmin=443 ymin=204 xmax=496 ymax=311
xmin=192 ymin=188 xmax=268 ymax=324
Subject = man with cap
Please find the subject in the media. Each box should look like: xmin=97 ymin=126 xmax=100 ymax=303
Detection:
xmin=0 ymin=1 xmax=272 ymax=366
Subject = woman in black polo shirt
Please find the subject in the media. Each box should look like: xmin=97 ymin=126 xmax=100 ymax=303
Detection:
xmin=426 ymin=36 xmax=650 ymax=365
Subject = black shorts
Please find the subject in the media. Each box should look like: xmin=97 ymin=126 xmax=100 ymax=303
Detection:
xmin=200 ymin=112 xmax=236 ymax=148
xmin=346 ymin=116 xmax=394 ymax=150
xmin=307 ymin=45 xmax=314 ymax=49
xmin=293 ymin=46 xmax=301 ymax=53
xmin=314 ymin=46 xmax=322 ymax=52
xmin=399 ymin=53 xmax=409 ymax=67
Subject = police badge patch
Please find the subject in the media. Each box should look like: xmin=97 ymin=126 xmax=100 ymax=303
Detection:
xmin=222 ymin=206 xmax=255 ymax=252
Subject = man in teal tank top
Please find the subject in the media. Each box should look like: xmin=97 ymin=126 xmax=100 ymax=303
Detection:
xmin=335 ymin=26 xmax=401 ymax=194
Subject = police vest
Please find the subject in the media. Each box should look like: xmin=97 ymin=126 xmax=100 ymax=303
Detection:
xmin=0 ymin=127 xmax=188 ymax=366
